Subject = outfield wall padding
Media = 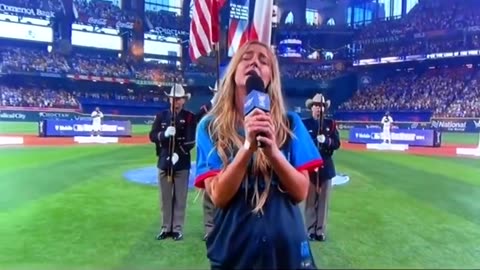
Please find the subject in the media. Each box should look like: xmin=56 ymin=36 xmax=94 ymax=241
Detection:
xmin=39 ymin=119 xmax=132 ymax=137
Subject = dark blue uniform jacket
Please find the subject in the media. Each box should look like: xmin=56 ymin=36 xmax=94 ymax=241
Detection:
xmin=148 ymin=109 xmax=196 ymax=171
xmin=302 ymin=117 xmax=340 ymax=181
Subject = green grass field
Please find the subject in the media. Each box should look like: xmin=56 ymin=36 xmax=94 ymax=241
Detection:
xmin=1 ymin=121 xmax=480 ymax=269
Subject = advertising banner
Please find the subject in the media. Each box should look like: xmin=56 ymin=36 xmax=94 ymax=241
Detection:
xmin=430 ymin=118 xmax=480 ymax=133
xmin=0 ymin=4 xmax=54 ymax=17
xmin=348 ymin=128 xmax=441 ymax=147
xmin=39 ymin=119 xmax=132 ymax=137
xmin=336 ymin=121 xmax=431 ymax=130
xmin=0 ymin=107 xmax=154 ymax=125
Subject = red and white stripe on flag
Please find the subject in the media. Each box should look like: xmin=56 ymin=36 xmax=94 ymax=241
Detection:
xmin=189 ymin=0 xmax=225 ymax=62
xmin=227 ymin=18 xmax=250 ymax=57
xmin=248 ymin=0 xmax=274 ymax=45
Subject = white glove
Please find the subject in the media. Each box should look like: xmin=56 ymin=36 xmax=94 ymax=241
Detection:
xmin=317 ymin=135 xmax=326 ymax=143
xmin=167 ymin=153 xmax=179 ymax=165
xmin=164 ymin=126 xmax=176 ymax=137
xmin=172 ymin=153 xmax=179 ymax=165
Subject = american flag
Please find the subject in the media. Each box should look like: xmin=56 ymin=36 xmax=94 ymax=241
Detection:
xmin=189 ymin=0 xmax=273 ymax=60
xmin=189 ymin=0 xmax=226 ymax=62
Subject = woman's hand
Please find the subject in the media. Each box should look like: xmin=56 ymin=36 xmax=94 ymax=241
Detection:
xmin=244 ymin=109 xmax=271 ymax=151
xmin=244 ymin=109 xmax=278 ymax=157
xmin=255 ymin=113 xmax=279 ymax=158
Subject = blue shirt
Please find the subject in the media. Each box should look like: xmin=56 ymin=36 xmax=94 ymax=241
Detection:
xmin=195 ymin=112 xmax=322 ymax=188
xmin=194 ymin=111 xmax=322 ymax=269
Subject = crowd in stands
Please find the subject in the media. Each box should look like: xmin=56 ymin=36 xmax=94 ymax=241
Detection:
xmin=73 ymin=0 xmax=137 ymax=29
xmin=0 ymin=85 xmax=79 ymax=108
xmin=339 ymin=67 xmax=480 ymax=118
xmin=280 ymin=64 xmax=342 ymax=81
xmin=145 ymin=10 xmax=189 ymax=31
xmin=1 ymin=47 xmax=70 ymax=74
xmin=0 ymin=46 xmax=340 ymax=83
xmin=441 ymin=73 xmax=480 ymax=117
xmin=354 ymin=0 xmax=480 ymax=59
xmin=132 ymin=62 xmax=183 ymax=82
xmin=71 ymin=53 xmax=132 ymax=78
xmin=0 ymin=83 xmax=166 ymax=109
xmin=1 ymin=64 xmax=479 ymax=118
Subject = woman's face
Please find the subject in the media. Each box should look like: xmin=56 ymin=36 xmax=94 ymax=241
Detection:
xmin=234 ymin=44 xmax=272 ymax=90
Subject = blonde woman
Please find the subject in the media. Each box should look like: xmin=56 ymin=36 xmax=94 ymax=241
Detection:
xmin=194 ymin=41 xmax=322 ymax=269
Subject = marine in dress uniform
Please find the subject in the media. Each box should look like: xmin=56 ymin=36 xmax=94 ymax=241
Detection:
xmin=303 ymin=93 xmax=341 ymax=242
xmin=195 ymin=82 xmax=219 ymax=241
xmin=149 ymin=84 xmax=196 ymax=241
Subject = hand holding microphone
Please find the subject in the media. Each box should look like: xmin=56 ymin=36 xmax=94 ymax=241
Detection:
xmin=243 ymin=71 xmax=276 ymax=153
xmin=244 ymin=109 xmax=275 ymax=152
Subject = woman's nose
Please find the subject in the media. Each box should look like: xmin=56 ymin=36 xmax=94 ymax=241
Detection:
xmin=249 ymin=57 xmax=260 ymax=68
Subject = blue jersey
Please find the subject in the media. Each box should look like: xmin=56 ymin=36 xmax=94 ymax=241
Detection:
xmin=195 ymin=112 xmax=322 ymax=269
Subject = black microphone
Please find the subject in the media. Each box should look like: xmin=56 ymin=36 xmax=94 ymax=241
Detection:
xmin=244 ymin=71 xmax=270 ymax=148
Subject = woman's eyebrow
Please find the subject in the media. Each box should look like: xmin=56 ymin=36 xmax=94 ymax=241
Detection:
xmin=243 ymin=51 xmax=254 ymax=58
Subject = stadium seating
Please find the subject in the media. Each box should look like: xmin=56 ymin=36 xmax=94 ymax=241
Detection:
xmin=354 ymin=0 xmax=480 ymax=59
xmin=338 ymin=67 xmax=480 ymax=118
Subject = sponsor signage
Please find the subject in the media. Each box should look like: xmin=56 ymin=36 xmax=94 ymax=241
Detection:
xmin=0 ymin=4 xmax=54 ymax=17
xmin=38 ymin=111 xmax=74 ymax=119
xmin=152 ymin=26 xmax=189 ymax=37
xmin=348 ymin=128 xmax=441 ymax=147
xmin=337 ymin=121 xmax=430 ymax=130
xmin=338 ymin=118 xmax=480 ymax=133
xmin=85 ymin=17 xmax=134 ymax=29
xmin=0 ymin=111 xmax=27 ymax=120
xmin=39 ymin=119 xmax=132 ymax=137
xmin=0 ymin=108 xmax=153 ymax=125
xmin=430 ymin=118 xmax=480 ymax=132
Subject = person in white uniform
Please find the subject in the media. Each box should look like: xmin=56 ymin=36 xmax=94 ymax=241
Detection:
xmin=91 ymin=107 xmax=103 ymax=137
xmin=381 ymin=111 xmax=393 ymax=144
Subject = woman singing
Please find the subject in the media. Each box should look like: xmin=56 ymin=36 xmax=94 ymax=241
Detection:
xmin=194 ymin=41 xmax=323 ymax=269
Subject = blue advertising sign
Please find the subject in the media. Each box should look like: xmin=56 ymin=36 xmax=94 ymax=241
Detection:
xmin=348 ymin=128 xmax=441 ymax=147
xmin=430 ymin=118 xmax=480 ymax=133
xmin=39 ymin=119 xmax=132 ymax=137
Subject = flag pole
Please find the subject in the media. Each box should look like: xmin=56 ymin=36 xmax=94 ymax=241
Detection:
xmin=214 ymin=43 xmax=220 ymax=89
xmin=213 ymin=0 xmax=222 ymax=89
xmin=196 ymin=0 xmax=222 ymax=202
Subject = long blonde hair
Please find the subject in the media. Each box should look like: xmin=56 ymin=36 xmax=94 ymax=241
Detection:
xmin=206 ymin=40 xmax=293 ymax=213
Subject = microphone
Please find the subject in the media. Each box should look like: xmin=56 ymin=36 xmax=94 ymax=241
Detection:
xmin=243 ymin=71 xmax=270 ymax=148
